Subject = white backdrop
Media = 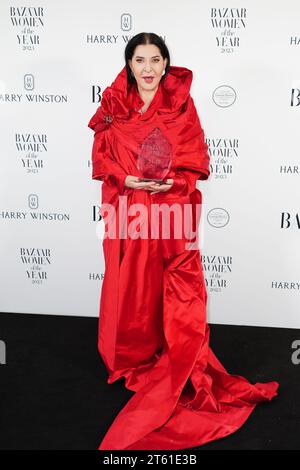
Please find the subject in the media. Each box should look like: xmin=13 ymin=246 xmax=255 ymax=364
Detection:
xmin=0 ymin=0 xmax=299 ymax=328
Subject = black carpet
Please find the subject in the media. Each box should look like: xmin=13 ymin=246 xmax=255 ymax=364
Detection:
xmin=0 ymin=312 xmax=298 ymax=450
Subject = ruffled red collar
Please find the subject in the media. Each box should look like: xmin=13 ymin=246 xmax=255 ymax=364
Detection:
xmin=88 ymin=65 xmax=194 ymax=132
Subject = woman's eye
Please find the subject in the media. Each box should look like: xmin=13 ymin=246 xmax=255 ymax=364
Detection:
xmin=136 ymin=58 xmax=160 ymax=63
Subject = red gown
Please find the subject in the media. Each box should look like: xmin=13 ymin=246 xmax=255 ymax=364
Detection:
xmin=88 ymin=65 xmax=279 ymax=450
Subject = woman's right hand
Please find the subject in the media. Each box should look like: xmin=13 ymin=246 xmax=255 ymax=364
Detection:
xmin=124 ymin=175 xmax=157 ymax=190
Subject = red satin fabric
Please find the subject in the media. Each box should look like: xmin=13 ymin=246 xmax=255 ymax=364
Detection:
xmin=88 ymin=65 xmax=279 ymax=450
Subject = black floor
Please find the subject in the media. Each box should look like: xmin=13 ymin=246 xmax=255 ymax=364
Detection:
xmin=0 ymin=312 xmax=298 ymax=450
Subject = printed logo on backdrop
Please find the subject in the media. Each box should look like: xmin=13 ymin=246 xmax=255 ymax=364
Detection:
xmin=202 ymin=255 xmax=232 ymax=293
xmin=290 ymin=36 xmax=300 ymax=46
xmin=271 ymin=212 xmax=300 ymax=291
xmin=280 ymin=212 xmax=300 ymax=230
xmin=91 ymin=205 xmax=108 ymax=284
xmin=16 ymin=132 xmax=47 ymax=174
xmin=280 ymin=81 xmax=299 ymax=176
xmin=92 ymin=85 xmax=103 ymax=104
xmin=21 ymin=248 xmax=50 ymax=284
xmin=0 ymin=194 xmax=70 ymax=221
xmin=121 ymin=13 xmax=132 ymax=31
xmin=24 ymin=74 xmax=34 ymax=90
xmin=213 ymin=86 xmax=236 ymax=107
xmin=93 ymin=204 xmax=103 ymax=224
xmin=211 ymin=7 xmax=246 ymax=53
xmin=272 ymin=280 xmax=300 ymax=291
xmin=28 ymin=194 xmax=38 ymax=209
xmin=279 ymin=164 xmax=299 ymax=175
xmin=86 ymin=13 xmax=166 ymax=44
xmin=291 ymin=87 xmax=300 ymax=106
xmin=0 ymin=74 xmax=67 ymax=103
xmin=89 ymin=272 xmax=104 ymax=282
xmin=10 ymin=6 xmax=44 ymax=51
xmin=207 ymin=208 xmax=230 ymax=228
xmin=208 ymin=137 xmax=238 ymax=179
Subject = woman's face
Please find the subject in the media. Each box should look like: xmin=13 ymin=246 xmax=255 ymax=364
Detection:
xmin=128 ymin=44 xmax=168 ymax=93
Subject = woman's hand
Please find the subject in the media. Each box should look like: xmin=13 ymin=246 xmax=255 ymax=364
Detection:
xmin=124 ymin=175 xmax=159 ymax=190
xmin=124 ymin=176 xmax=174 ymax=194
xmin=145 ymin=179 xmax=174 ymax=194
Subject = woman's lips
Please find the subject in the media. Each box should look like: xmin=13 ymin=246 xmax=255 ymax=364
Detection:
xmin=143 ymin=77 xmax=154 ymax=83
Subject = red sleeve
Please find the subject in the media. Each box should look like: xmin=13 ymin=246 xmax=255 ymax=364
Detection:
xmin=90 ymin=125 xmax=128 ymax=194
xmin=167 ymin=105 xmax=210 ymax=196
xmin=166 ymin=170 xmax=203 ymax=196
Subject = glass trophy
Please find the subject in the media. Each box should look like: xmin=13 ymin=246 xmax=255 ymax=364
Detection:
xmin=136 ymin=127 xmax=172 ymax=184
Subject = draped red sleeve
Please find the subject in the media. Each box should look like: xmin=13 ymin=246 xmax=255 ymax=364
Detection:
xmin=88 ymin=89 xmax=128 ymax=194
xmin=90 ymin=129 xmax=127 ymax=193
xmin=168 ymin=96 xmax=210 ymax=196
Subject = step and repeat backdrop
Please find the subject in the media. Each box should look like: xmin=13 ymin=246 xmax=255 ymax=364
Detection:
xmin=0 ymin=0 xmax=299 ymax=328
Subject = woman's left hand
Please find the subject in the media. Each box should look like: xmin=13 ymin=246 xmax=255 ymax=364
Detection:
xmin=144 ymin=179 xmax=174 ymax=194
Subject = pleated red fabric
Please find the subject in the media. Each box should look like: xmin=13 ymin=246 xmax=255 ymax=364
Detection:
xmin=88 ymin=65 xmax=280 ymax=450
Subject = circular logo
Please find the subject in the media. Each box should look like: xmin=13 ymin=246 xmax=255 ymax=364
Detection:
xmin=207 ymin=208 xmax=230 ymax=228
xmin=212 ymin=85 xmax=236 ymax=107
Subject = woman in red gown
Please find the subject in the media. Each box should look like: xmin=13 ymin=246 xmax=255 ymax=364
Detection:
xmin=88 ymin=32 xmax=279 ymax=450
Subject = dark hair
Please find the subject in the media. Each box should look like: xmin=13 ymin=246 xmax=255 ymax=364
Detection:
xmin=124 ymin=32 xmax=171 ymax=85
